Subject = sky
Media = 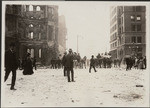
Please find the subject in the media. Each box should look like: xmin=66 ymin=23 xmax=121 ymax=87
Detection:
xmin=57 ymin=2 xmax=110 ymax=58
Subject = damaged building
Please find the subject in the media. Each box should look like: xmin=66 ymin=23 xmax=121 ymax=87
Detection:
xmin=5 ymin=5 xmax=60 ymax=66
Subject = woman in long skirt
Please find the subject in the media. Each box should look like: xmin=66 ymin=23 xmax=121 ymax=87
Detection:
xmin=23 ymin=53 xmax=34 ymax=75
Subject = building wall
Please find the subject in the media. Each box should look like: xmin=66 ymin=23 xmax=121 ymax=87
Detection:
xmin=5 ymin=5 xmax=59 ymax=66
xmin=110 ymin=6 xmax=146 ymax=61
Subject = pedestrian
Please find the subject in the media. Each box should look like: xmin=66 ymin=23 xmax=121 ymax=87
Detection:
xmin=62 ymin=51 xmax=67 ymax=76
xmin=18 ymin=57 xmax=22 ymax=70
xmin=89 ymin=55 xmax=97 ymax=73
xmin=66 ymin=49 xmax=75 ymax=82
xmin=143 ymin=56 xmax=146 ymax=69
xmin=114 ymin=59 xmax=116 ymax=67
xmin=126 ymin=57 xmax=130 ymax=71
xmin=4 ymin=42 xmax=18 ymax=90
xmin=33 ymin=57 xmax=37 ymax=70
xmin=138 ymin=57 xmax=144 ymax=70
xmin=23 ymin=53 xmax=34 ymax=75
xmin=51 ymin=58 xmax=55 ymax=69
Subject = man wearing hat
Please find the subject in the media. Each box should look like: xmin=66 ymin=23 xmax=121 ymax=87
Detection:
xmin=4 ymin=42 xmax=18 ymax=90
xmin=89 ymin=55 xmax=97 ymax=73
xmin=62 ymin=51 xmax=68 ymax=76
xmin=66 ymin=49 xmax=75 ymax=82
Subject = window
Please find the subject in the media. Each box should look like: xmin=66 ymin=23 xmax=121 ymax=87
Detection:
xmin=133 ymin=6 xmax=136 ymax=11
xmin=29 ymin=5 xmax=33 ymax=11
xmin=137 ymin=37 xmax=142 ymax=43
xmin=27 ymin=49 xmax=31 ymax=53
xmin=36 ymin=6 xmax=41 ymax=11
xmin=131 ymin=24 xmax=136 ymax=31
xmin=132 ymin=37 xmax=136 ymax=43
xmin=137 ymin=24 xmax=141 ymax=31
xmin=138 ymin=48 xmax=142 ymax=52
xmin=131 ymin=15 xmax=135 ymax=21
xmin=31 ymin=49 xmax=34 ymax=58
xmin=136 ymin=6 xmax=141 ymax=11
xmin=29 ymin=24 xmax=33 ymax=27
xmin=137 ymin=15 xmax=141 ymax=21
xmin=31 ymin=32 xmax=33 ymax=39
xmin=39 ymin=49 xmax=41 ymax=58
xmin=24 ymin=5 xmax=26 ymax=12
xmin=39 ymin=33 xmax=41 ymax=40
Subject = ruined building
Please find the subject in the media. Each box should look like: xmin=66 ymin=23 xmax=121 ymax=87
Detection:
xmin=5 ymin=5 xmax=59 ymax=65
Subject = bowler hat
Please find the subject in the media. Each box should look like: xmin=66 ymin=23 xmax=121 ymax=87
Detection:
xmin=69 ymin=49 xmax=72 ymax=52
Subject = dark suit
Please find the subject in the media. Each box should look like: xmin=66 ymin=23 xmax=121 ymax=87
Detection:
xmin=89 ymin=58 xmax=97 ymax=72
xmin=62 ymin=54 xmax=67 ymax=76
xmin=66 ymin=53 xmax=74 ymax=82
xmin=5 ymin=49 xmax=18 ymax=88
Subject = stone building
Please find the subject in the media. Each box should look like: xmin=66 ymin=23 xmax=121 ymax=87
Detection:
xmin=5 ymin=5 xmax=59 ymax=65
xmin=58 ymin=15 xmax=67 ymax=57
xmin=110 ymin=6 xmax=146 ymax=61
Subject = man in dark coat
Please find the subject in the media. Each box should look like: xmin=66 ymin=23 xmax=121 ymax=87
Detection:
xmin=66 ymin=49 xmax=75 ymax=82
xmin=4 ymin=43 xmax=18 ymax=90
xmin=126 ymin=57 xmax=130 ymax=71
xmin=62 ymin=51 xmax=67 ymax=76
xmin=89 ymin=55 xmax=97 ymax=73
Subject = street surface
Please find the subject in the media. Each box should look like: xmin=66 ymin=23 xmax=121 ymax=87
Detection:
xmin=2 ymin=67 xmax=149 ymax=107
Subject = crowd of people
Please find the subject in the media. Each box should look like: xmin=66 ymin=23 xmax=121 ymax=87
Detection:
xmin=4 ymin=42 xmax=147 ymax=90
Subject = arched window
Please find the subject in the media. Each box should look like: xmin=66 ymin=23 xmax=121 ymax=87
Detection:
xmin=27 ymin=49 xmax=31 ymax=53
xmin=39 ymin=49 xmax=41 ymax=58
xmin=39 ymin=33 xmax=41 ymax=40
xmin=31 ymin=49 xmax=34 ymax=58
xmin=29 ymin=5 xmax=33 ymax=11
xmin=36 ymin=6 xmax=41 ymax=11
xmin=31 ymin=32 xmax=33 ymax=39
xmin=29 ymin=24 xmax=33 ymax=27
xmin=24 ymin=5 xmax=26 ymax=12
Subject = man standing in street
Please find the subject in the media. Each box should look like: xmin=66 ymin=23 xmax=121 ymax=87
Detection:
xmin=89 ymin=55 xmax=97 ymax=73
xmin=66 ymin=49 xmax=75 ymax=82
xmin=62 ymin=51 xmax=67 ymax=76
xmin=4 ymin=43 xmax=18 ymax=90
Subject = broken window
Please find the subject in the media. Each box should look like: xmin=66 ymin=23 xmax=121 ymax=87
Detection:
xmin=30 ymin=32 xmax=33 ymax=39
xmin=36 ymin=6 xmax=41 ymax=11
xmin=137 ymin=37 xmax=142 ymax=43
xmin=131 ymin=15 xmax=135 ymax=21
xmin=137 ymin=15 xmax=141 ymax=21
xmin=39 ymin=49 xmax=41 ymax=58
xmin=31 ymin=49 xmax=34 ymax=58
xmin=29 ymin=24 xmax=33 ymax=27
xmin=29 ymin=5 xmax=33 ymax=11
